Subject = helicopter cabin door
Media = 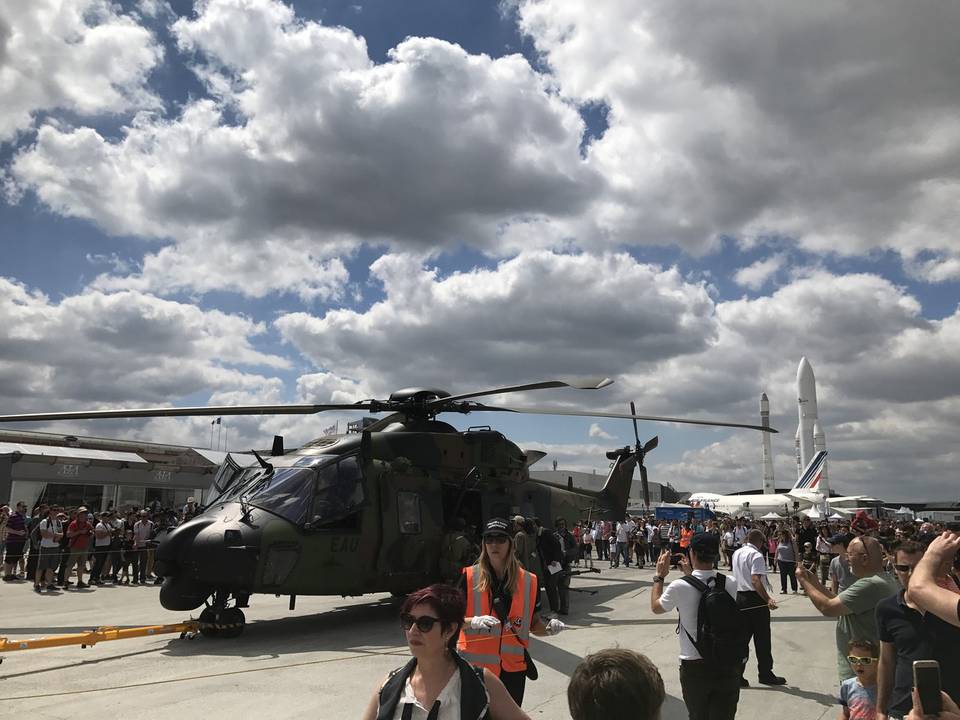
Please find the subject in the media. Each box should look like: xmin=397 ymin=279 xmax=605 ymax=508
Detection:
xmin=377 ymin=471 xmax=442 ymax=594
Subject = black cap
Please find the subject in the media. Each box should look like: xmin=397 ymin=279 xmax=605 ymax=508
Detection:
xmin=482 ymin=518 xmax=511 ymax=538
xmin=689 ymin=532 xmax=719 ymax=554
xmin=828 ymin=532 xmax=854 ymax=548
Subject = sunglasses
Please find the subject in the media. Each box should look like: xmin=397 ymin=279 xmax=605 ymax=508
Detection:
xmin=400 ymin=614 xmax=441 ymax=633
xmin=484 ymin=535 xmax=509 ymax=545
xmin=846 ymin=656 xmax=876 ymax=665
xmin=893 ymin=564 xmax=916 ymax=573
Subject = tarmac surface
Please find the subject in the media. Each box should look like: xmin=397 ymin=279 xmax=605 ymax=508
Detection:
xmin=0 ymin=564 xmax=845 ymax=719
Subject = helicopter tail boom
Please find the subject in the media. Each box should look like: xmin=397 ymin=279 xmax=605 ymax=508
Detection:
xmin=596 ymin=449 xmax=637 ymax=521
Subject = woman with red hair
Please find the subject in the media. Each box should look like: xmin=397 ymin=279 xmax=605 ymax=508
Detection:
xmin=361 ymin=583 xmax=530 ymax=720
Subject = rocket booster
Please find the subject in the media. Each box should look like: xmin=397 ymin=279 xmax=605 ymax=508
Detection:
xmin=797 ymin=357 xmax=819 ymax=471
xmin=761 ymin=393 xmax=775 ymax=494
xmin=813 ymin=420 xmax=828 ymax=492
xmin=794 ymin=427 xmax=802 ymax=479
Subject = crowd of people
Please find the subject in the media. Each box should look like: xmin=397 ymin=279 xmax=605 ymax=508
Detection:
xmin=649 ymin=515 xmax=960 ymax=720
xmin=401 ymin=512 xmax=960 ymax=720
xmin=4 ymin=497 xmax=958 ymax=720
xmin=0 ymin=499 xmax=198 ymax=592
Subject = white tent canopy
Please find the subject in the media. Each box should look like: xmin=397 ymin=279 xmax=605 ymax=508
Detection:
xmin=801 ymin=507 xmax=823 ymax=519
xmin=760 ymin=512 xmax=784 ymax=520
xmin=829 ymin=513 xmax=845 ymax=520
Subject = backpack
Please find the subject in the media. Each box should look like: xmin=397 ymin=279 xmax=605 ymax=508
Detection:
xmin=679 ymin=574 xmax=748 ymax=666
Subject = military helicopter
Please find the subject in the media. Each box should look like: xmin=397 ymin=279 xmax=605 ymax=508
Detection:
xmin=0 ymin=378 xmax=774 ymax=636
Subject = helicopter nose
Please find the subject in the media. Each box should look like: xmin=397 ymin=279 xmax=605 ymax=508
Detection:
xmin=155 ymin=505 xmax=262 ymax=610
xmin=155 ymin=515 xmax=216 ymax=578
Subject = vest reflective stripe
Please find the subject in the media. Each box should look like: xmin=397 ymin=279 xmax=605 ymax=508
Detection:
xmin=458 ymin=564 xmax=537 ymax=676
xmin=458 ymin=651 xmax=502 ymax=666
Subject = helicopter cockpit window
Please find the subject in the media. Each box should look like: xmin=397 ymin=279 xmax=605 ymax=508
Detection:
xmin=241 ymin=468 xmax=315 ymax=525
xmin=207 ymin=454 xmax=244 ymax=506
xmin=311 ymin=455 xmax=366 ymax=528
xmin=397 ymin=491 xmax=421 ymax=535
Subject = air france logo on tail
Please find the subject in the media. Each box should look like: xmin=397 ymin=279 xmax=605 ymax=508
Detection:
xmin=793 ymin=450 xmax=827 ymax=491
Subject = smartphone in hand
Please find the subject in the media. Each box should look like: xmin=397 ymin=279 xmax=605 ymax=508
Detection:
xmin=914 ymin=660 xmax=942 ymax=715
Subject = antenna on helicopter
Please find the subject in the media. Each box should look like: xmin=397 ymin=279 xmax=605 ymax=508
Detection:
xmin=629 ymin=401 xmax=659 ymax=510
xmin=250 ymin=449 xmax=274 ymax=474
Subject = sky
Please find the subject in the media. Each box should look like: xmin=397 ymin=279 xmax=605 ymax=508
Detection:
xmin=1 ymin=0 xmax=959 ymax=502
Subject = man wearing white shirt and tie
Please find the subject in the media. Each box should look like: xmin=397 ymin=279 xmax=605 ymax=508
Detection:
xmin=732 ymin=529 xmax=786 ymax=687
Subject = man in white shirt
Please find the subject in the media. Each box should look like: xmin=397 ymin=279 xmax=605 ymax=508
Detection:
xmin=733 ymin=519 xmax=748 ymax=549
xmin=651 ymin=533 xmax=742 ymax=720
xmin=33 ymin=507 xmax=62 ymax=592
xmin=90 ymin=512 xmax=113 ymax=585
xmin=722 ymin=527 xmax=736 ymax=568
xmin=732 ymin=529 xmax=785 ymax=687
xmin=132 ymin=510 xmax=154 ymax=585
xmin=614 ymin=521 xmax=631 ymax=568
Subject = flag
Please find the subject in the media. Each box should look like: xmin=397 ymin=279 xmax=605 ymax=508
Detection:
xmin=211 ymin=417 xmax=221 ymax=425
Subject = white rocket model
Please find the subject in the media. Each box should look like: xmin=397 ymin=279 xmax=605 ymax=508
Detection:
xmin=760 ymin=393 xmax=775 ymax=494
xmin=797 ymin=357 xmax=819 ymax=475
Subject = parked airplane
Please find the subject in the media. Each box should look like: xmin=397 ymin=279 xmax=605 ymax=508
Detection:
xmin=687 ymin=451 xmax=829 ymax=516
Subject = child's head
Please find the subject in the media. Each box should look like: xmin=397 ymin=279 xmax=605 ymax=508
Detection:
xmin=846 ymin=639 xmax=879 ymax=685
xmin=568 ymin=649 xmax=665 ymax=720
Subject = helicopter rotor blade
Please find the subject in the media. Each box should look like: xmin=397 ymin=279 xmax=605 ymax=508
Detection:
xmin=0 ymin=403 xmax=377 ymax=424
xmin=465 ymin=404 xmax=776 ymax=433
xmin=429 ymin=377 xmax=613 ymax=408
xmin=629 ymin=401 xmax=641 ymax=448
xmin=639 ymin=464 xmax=651 ymax=509
xmin=643 ymin=436 xmax=659 ymax=454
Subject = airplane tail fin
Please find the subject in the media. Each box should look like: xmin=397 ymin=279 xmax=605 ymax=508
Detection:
xmin=596 ymin=448 xmax=637 ymax=520
xmin=792 ymin=450 xmax=827 ymax=493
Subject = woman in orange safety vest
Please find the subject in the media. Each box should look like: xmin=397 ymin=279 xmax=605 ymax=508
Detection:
xmin=457 ymin=517 xmax=565 ymax=707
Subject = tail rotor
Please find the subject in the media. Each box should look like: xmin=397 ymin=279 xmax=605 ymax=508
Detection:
xmin=629 ymin=401 xmax=658 ymax=509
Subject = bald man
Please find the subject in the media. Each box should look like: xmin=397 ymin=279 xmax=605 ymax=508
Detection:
xmin=796 ymin=535 xmax=899 ymax=681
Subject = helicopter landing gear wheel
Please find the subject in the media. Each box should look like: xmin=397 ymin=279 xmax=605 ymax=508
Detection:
xmin=198 ymin=592 xmax=246 ymax=638
xmin=198 ymin=606 xmax=220 ymax=638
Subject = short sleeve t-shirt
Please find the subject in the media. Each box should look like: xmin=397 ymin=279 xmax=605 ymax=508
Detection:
xmin=67 ymin=519 xmax=92 ymax=551
xmin=877 ymin=591 xmax=960 ymax=714
xmin=831 ymin=556 xmax=856 ymax=593
xmin=659 ymin=569 xmax=738 ymax=660
xmin=836 ymin=574 xmax=899 ymax=679
xmin=732 ymin=544 xmax=769 ymax=592
xmin=39 ymin=518 xmax=62 ymax=548
xmin=838 ymin=677 xmax=876 ymax=720
xmin=95 ymin=521 xmax=112 ymax=547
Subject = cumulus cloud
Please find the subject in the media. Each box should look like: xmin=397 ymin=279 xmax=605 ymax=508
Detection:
xmin=515 ymin=0 xmax=960 ymax=276
xmin=588 ymin=422 xmax=614 ymax=440
xmin=275 ymin=251 xmax=717 ymax=396
xmin=0 ymin=0 xmax=162 ymax=142
xmin=89 ymin=235 xmax=350 ymax=303
xmin=10 ymin=0 xmax=598 ymax=298
xmin=0 ymin=278 xmax=288 ymax=410
xmin=733 ymin=254 xmax=786 ymax=290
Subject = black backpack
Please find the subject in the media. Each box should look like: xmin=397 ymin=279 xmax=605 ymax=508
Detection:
xmin=679 ymin=574 xmax=748 ymax=666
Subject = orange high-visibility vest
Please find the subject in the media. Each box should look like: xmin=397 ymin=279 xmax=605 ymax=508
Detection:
xmin=457 ymin=564 xmax=537 ymax=676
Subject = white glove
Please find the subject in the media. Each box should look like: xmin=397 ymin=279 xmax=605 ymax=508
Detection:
xmin=470 ymin=615 xmax=501 ymax=634
xmin=546 ymin=619 xmax=565 ymax=635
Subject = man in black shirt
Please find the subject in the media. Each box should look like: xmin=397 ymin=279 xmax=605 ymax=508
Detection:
xmin=536 ymin=518 xmax=564 ymax=615
xmin=876 ymin=540 xmax=960 ymax=720
xmin=797 ymin=517 xmax=818 ymax=554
